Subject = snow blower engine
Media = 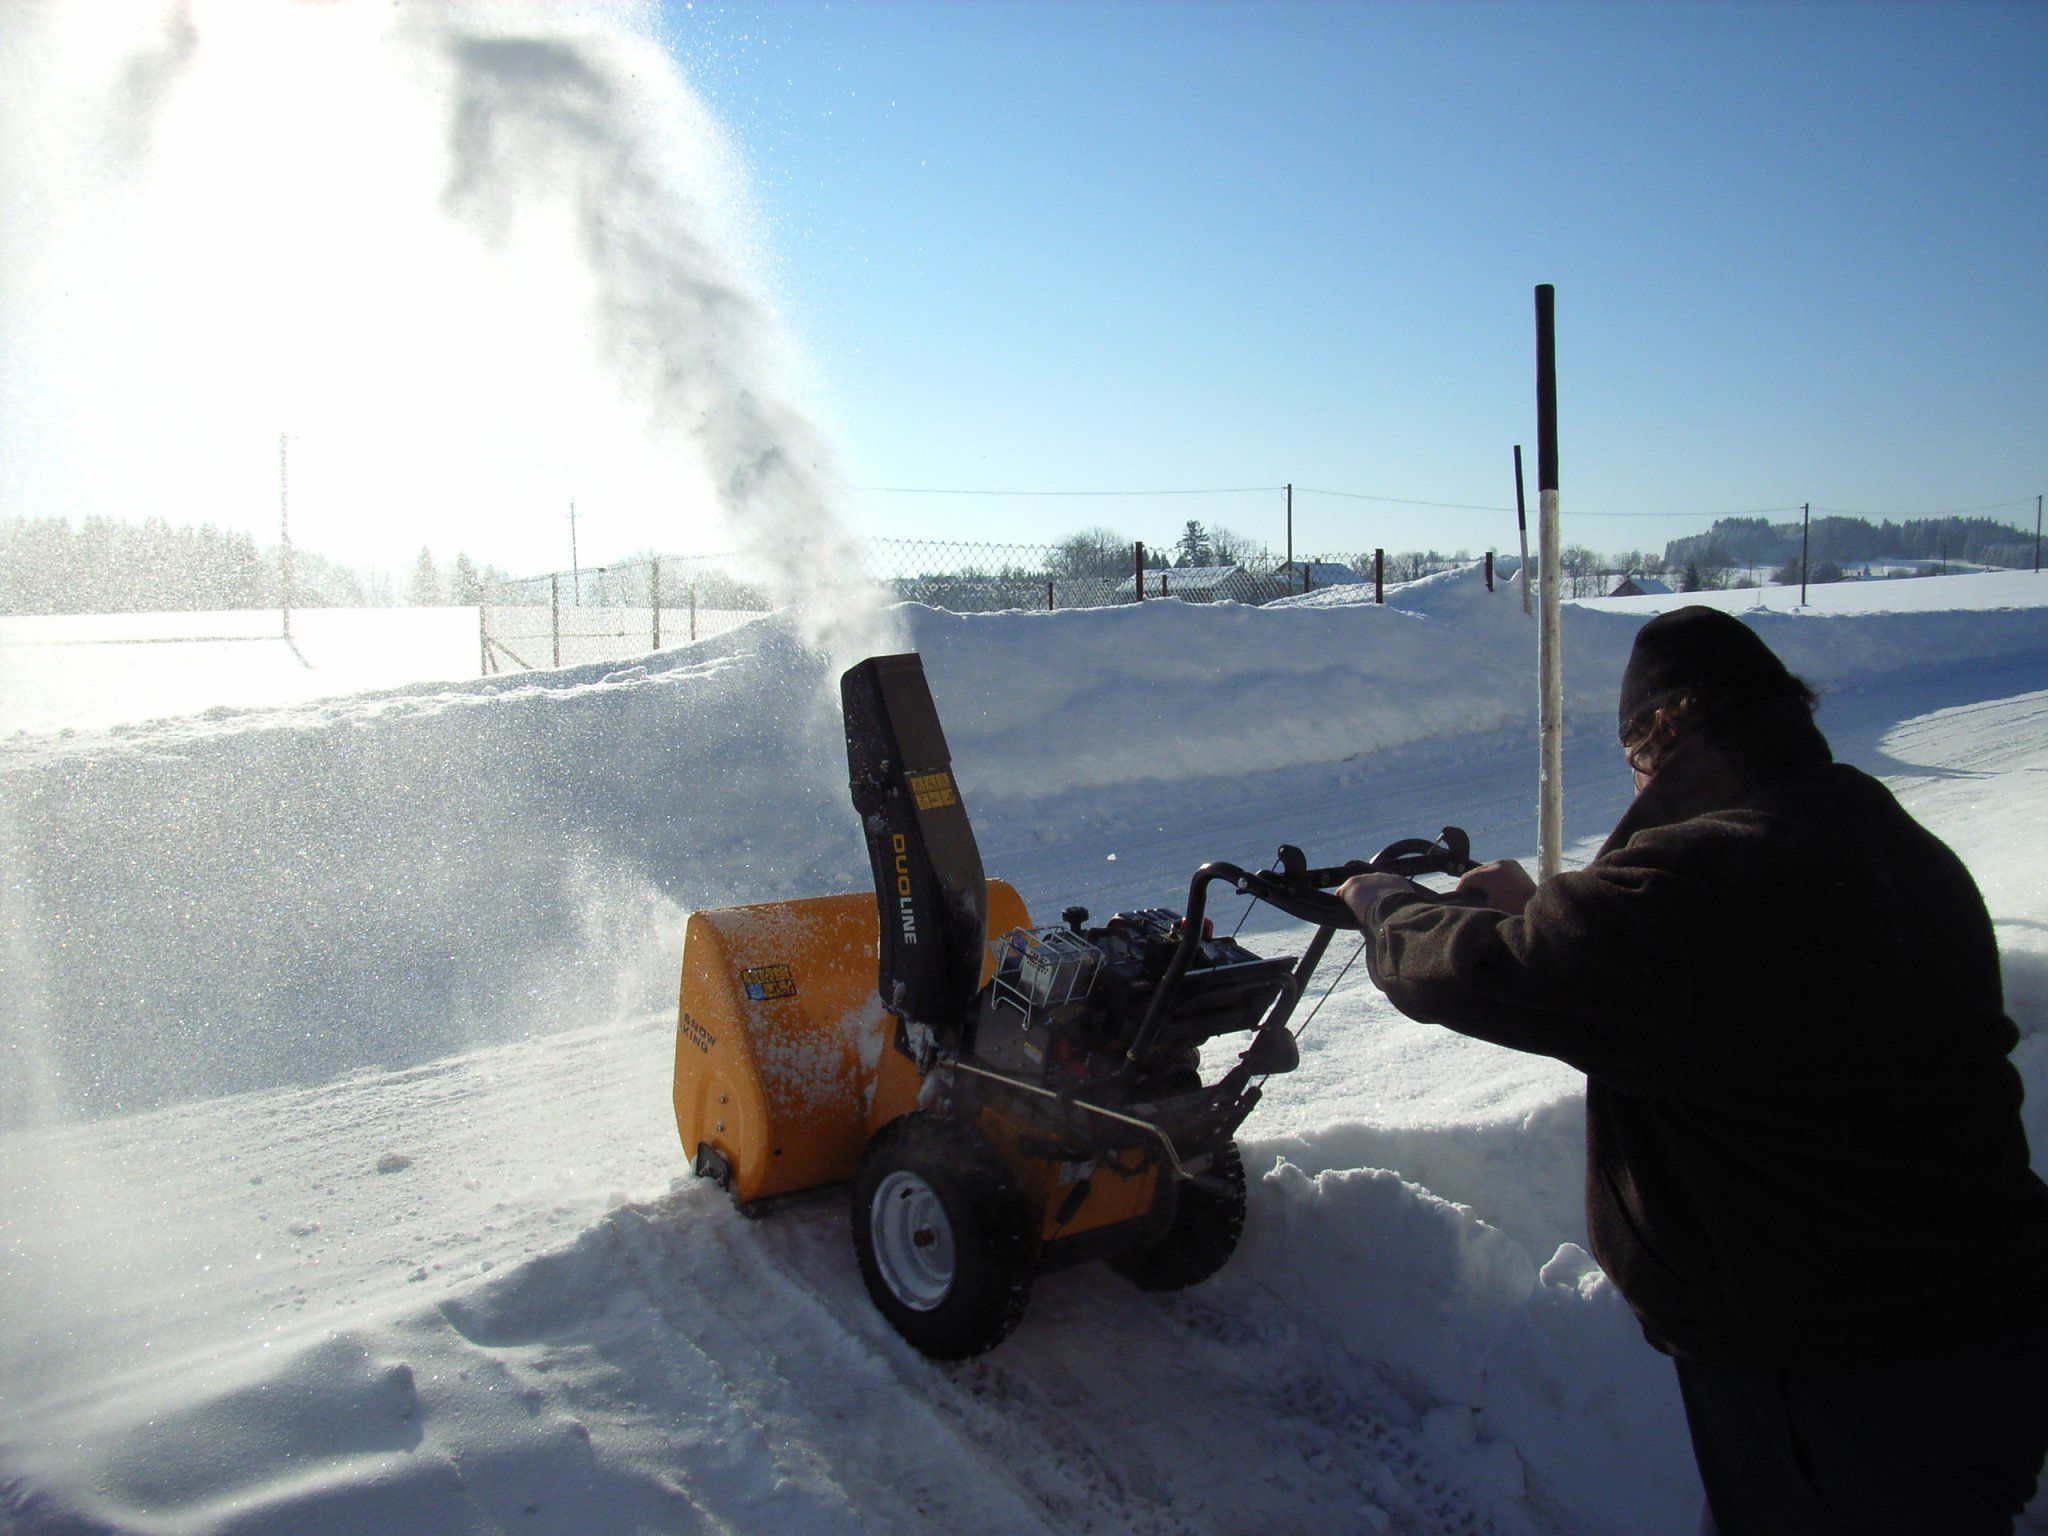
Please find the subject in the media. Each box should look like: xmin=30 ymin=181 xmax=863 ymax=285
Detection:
xmin=673 ymin=652 xmax=1478 ymax=1358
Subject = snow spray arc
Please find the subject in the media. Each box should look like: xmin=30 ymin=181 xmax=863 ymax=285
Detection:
xmin=0 ymin=1 xmax=890 ymax=657
xmin=430 ymin=14 xmax=890 ymax=657
xmin=0 ymin=3 xmax=892 ymax=1125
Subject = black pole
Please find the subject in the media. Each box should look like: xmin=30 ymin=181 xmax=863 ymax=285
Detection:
xmin=2035 ymin=494 xmax=2042 ymax=573
xmin=1374 ymin=547 xmax=1384 ymax=603
xmin=1135 ymin=541 xmax=1146 ymax=602
xmin=1535 ymin=289 xmax=1559 ymax=495
xmin=1800 ymin=503 xmax=1811 ymax=605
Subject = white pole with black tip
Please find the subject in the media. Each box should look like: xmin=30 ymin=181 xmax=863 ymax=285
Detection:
xmin=1535 ymin=286 xmax=1563 ymax=882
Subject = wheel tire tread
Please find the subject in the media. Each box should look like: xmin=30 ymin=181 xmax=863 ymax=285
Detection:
xmin=852 ymin=1113 xmax=1034 ymax=1359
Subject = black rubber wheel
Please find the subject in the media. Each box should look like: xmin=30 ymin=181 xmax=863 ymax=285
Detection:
xmin=1111 ymin=1140 xmax=1247 ymax=1292
xmin=852 ymin=1112 xmax=1035 ymax=1359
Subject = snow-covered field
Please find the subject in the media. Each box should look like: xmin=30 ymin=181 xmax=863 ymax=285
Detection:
xmin=3 ymin=569 xmax=2046 ymax=1535
xmin=0 ymin=608 xmax=484 ymax=739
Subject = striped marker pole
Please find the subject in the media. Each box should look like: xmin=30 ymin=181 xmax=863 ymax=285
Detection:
xmin=1513 ymin=444 xmax=1531 ymax=616
xmin=1535 ymin=286 xmax=1564 ymax=882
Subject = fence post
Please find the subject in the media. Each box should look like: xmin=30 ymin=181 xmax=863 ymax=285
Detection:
xmin=1047 ymin=581 xmax=1055 ymax=611
xmin=1304 ymin=560 xmax=1313 ymax=596
xmin=690 ymin=583 xmax=698 ymax=642
xmin=478 ymin=603 xmax=488 ymax=675
xmin=1134 ymin=542 xmax=1146 ymax=602
xmin=1485 ymin=551 xmax=1495 ymax=592
xmin=651 ymin=556 xmax=662 ymax=650
xmin=1375 ymin=549 xmax=1384 ymax=604
xmin=550 ymin=572 xmax=561 ymax=667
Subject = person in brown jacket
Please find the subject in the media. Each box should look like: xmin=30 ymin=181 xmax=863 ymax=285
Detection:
xmin=1340 ymin=605 xmax=2048 ymax=1535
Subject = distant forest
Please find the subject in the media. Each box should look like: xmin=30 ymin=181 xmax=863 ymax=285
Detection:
xmin=1663 ymin=515 xmax=2038 ymax=575
xmin=0 ymin=516 xmax=508 ymax=615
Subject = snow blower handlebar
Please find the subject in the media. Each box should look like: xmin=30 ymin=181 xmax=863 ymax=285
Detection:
xmin=1234 ymin=826 xmax=1478 ymax=931
xmin=1124 ymin=827 xmax=1479 ymax=1068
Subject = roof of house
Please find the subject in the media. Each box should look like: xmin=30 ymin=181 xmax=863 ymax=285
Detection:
xmin=1116 ymin=564 xmax=1253 ymax=595
xmin=1277 ymin=561 xmax=1366 ymax=584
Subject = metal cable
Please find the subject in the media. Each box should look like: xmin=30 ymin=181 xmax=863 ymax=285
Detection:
xmin=1289 ymin=935 xmax=1368 ymax=1046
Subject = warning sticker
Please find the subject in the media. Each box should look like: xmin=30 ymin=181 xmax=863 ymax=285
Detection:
xmin=742 ymin=964 xmax=796 ymax=1002
xmin=909 ymin=770 xmax=958 ymax=810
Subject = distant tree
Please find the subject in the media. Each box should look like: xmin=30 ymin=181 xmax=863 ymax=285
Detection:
xmin=1561 ymin=544 xmax=1602 ymax=598
xmin=449 ymin=552 xmax=483 ymax=605
xmin=407 ymin=546 xmax=441 ymax=606
xmin=1208 ymin=525 xmax=1259 ymax=565
xmin=1175 ymin=519 xmax=1212 ymax=568
xmin=1680 ymin=562 xmax=1702 ymax=593
xmin=1049 ymin=527 xmax=1132 ymax=582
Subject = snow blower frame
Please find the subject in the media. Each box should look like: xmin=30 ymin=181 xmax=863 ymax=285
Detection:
xmin=674 ymin=653 xmax=1478 ymax=1358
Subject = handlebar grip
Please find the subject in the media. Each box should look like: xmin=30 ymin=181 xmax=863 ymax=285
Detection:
xmin=1235 ymin=871 xmax=1361 ymax=931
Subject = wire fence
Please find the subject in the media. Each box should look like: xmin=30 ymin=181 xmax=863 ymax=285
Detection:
xmin=477 ymin=539 xmax=1486 ymax=674
xmin=476 ymin=511 xmax=2047 ymax=677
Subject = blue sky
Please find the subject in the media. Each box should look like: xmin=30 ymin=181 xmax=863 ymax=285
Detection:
xmin=659 ymin=0 xmax=2046 ymax=561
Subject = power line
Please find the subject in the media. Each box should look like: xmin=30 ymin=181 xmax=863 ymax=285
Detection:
xmin=1293 ymin=487 xmax=1511 ymax=513
xmin=852 ymin=479 xmax=2041 ymax=526
xmin=1569 ymin=505 xmax=1805 ymax=520
xmin=852 ymin=484 xmax=1285 ymax=497
xmin=1810 ymin=498 xmax=2038 ymax=519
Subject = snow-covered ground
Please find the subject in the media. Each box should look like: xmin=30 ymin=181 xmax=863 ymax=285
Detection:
xmin=3 ymin=569 xmax=2046 ymax=1534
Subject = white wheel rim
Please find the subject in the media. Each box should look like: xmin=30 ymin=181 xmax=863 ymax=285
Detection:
xmin=871 ymin=1170 xmax=956 ymax=1311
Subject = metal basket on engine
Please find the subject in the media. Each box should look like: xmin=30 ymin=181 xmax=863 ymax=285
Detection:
xmin=988 ymin=926 xmax=1101 ymax=1022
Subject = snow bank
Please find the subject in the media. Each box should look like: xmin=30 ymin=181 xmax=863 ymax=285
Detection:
xmin=1219 ymin=1145 xmax=1700 ymax=1529
xmin=7 ymin=574 xmax=2045 ymax=1127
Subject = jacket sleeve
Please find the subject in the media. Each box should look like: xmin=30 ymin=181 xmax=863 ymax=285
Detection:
xmin=1361 ymin=834 xmax=1756 ymax=1099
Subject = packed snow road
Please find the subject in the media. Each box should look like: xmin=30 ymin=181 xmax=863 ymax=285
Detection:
xmin=5 ymin=574 xmax=2047 ymax=1534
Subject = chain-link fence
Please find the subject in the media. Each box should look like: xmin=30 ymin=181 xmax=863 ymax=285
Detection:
xmin=480 ymin=555 xmax=775 ymax=672
xmin=478 ymin=538 xmax=1485 ymax=674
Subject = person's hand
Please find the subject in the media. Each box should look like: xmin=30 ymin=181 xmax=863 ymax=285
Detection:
xmin=1338 ymin=872 xmax=1422 ymax=926
xmin=1457 ymin=858 xmax=1536 ymax=915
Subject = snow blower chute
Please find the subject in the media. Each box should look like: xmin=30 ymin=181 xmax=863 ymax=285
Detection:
xmin=674 ymin=652 xmax=1478 ymax=1358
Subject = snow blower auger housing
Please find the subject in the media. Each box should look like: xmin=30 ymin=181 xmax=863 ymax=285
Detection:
xmin=674 ymin=652 xmax=1479 ymax=1358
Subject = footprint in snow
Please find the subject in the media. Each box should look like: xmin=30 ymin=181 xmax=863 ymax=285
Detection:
xmin=376 ymin=1152 xmax=412 ymax=1174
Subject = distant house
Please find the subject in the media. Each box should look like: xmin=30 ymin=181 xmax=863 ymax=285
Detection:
xmin=890 ymin=574 xmax=1051 ymax=612
xmin=1609 ymin=575 xmax=1673 ymax=598
xmin=1273 ymin=560 xmax=1366 ymax=594
xmin=1115 ymin=564 xmax=1268 ymax=603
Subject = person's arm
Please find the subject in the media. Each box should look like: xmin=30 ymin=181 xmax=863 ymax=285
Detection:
xmin=1347 ymin=841 xmax=1738 ymax=1098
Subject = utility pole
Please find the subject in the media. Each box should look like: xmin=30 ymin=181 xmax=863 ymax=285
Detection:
xmin=1285 ymin=483 xmax=1294 ymax=593
xmin=568 ymin=501 xmax=581 ymax=605
xmin=1800 ymin=502 xmax=1811 ymax=607
xmin=278 ymin=432 xmax=293 ymax=643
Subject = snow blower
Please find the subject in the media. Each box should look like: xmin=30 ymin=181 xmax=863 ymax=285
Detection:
xmin=674 ymin=652 xmax=1479 ymax=1358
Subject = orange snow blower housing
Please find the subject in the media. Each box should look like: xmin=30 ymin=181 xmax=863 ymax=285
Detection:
xmin=675 ymin=651 xmax=1477 ymax=1358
